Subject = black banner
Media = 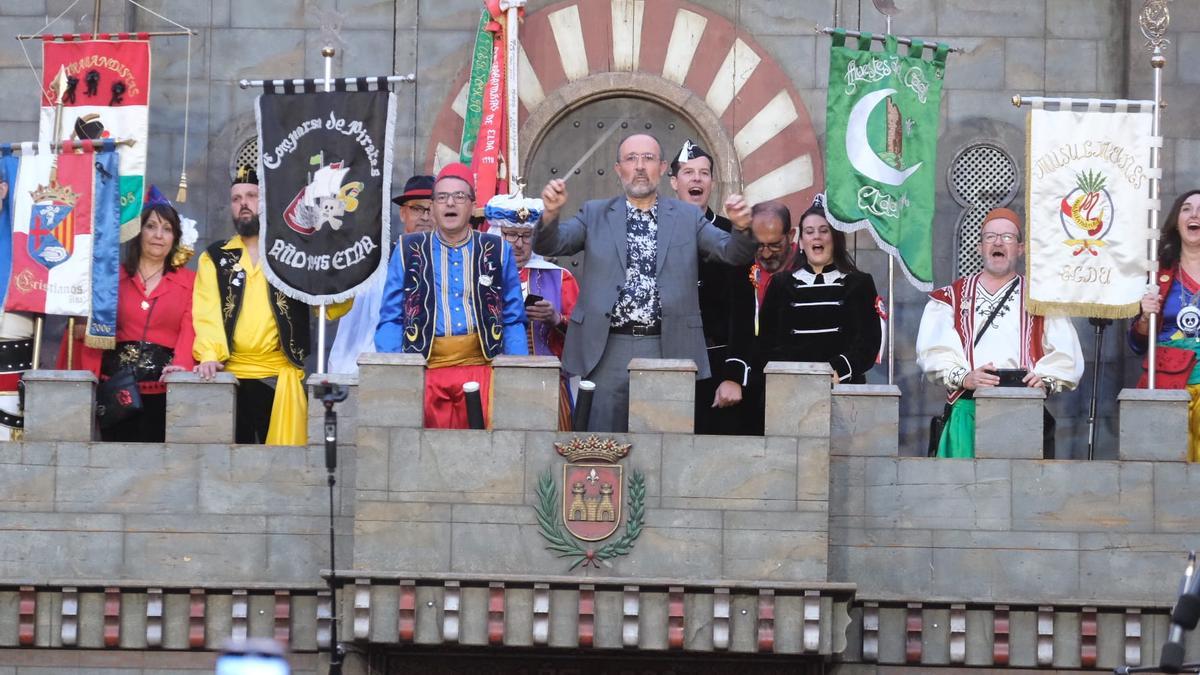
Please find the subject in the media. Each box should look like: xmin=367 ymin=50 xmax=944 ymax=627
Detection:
xmin=256 ymin=89 xmax=395 ymax=302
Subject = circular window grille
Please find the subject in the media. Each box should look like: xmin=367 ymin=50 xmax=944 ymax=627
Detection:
xmin=947 ymin=142 xmax=1019 ymax=277
xmin=231 ymin=136 xmax=258 ymax=181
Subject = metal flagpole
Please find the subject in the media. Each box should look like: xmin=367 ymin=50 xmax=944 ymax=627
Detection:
xmin=504 ymin=0 xmax=525 ymax=193
xmin=1011 ymin=89 xmax=1162 ymax=458
xmin=18 ymin=30 xmax=195 ymax=39
xmin=816 ymin=25 xmax=965 ymax=54
xmin=880 ymin=1 xmax=897 ymax=385
xmin=33 ymin=66 xmax=72 ymax=371
xmin=1141 ymin=0 xmax=1170 ymax=389
xmin=316 ymin=46 xmax=335 ymax=376
xmin=237 ymin=74 xmax=415 ymax=89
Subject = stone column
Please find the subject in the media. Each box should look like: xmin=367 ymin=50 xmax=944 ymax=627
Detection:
xmin=831 ymin=384 xmax=901 ymax=455
xmin=23 ymin=370 xmax=96 ymax=442
xmin=357 ymin=353 xmax=425 ymax=430
xmin=628 ymin=358 xmax=696 ymax=433
xmin=1117 ymin=388 xmax=1190 ymax=461
xmin=763 ymin=361 xmax=833 ymax=438
xmin=973 ymin=387 xmax=1045 ymax=459
xmin=490 ymin=355 xmax=561 ymax=431
xmin=165 ymin=372 xmax=237 ymax=444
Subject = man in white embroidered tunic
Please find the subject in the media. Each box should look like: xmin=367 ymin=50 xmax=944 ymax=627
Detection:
xmin=916 ymin=207 xmax=1083 ymax=458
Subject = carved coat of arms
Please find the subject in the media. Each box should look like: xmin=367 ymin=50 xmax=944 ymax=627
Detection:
xmin=534 ymin=436 xmax=644 ymax=570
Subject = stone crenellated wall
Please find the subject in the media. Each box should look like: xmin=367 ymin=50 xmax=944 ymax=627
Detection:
xmin=3 ymin=355 xmax=1198 ymax=672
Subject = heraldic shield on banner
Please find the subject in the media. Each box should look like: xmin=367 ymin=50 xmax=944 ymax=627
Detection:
xmin=28 ymin=184 xmax=78 ymax=270
xmin=534 ymin=436 xmax=644 ymax=570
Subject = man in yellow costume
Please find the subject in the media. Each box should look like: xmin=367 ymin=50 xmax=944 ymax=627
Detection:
xmin=193 ymin=166 xmax=348 ymax=444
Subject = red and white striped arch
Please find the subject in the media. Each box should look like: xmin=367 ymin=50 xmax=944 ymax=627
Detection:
xmin=425 ymin=0 xmax=824 ymax=217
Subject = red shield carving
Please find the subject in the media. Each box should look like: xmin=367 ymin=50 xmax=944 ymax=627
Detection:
xmin=561 ymin=462 xmax=622 ymax=541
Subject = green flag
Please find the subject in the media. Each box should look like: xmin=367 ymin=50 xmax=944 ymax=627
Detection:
xmin=459 ymin=9 xmax=494 ymax=164
xmin=824 ymin=30 xmax=948 ymax=291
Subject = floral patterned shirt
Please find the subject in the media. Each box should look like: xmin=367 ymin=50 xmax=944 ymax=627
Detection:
xmin=609 ymin=200 xmax=661 ymax=327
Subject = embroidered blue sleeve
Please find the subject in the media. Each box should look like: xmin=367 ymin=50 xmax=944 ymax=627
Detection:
xmin=374 ymin=244 xmax=408 ymax=352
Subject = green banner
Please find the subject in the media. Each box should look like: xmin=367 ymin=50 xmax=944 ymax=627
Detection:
xmin=459 ymin=9 xmax=494 ymax=164
xmin=824 ymin=30 xmax=948 ymax=291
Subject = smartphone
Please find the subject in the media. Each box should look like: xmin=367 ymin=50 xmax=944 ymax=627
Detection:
xmin=991 ymin=368 xmax=1028 ymax=387
xmin=524 ymin=294 xmax=545 ymax=307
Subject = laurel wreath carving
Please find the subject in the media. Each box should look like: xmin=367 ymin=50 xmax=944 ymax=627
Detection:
xmin=534 ymin=468 xmax=645 ymax=570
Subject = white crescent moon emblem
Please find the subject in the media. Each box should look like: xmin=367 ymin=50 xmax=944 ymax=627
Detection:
xmin=845 ymin=88 xmax=922 ymax=186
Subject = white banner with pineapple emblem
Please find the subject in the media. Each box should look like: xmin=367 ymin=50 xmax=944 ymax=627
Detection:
xmin=1026 ymin=106 xmax=1154 ymax=318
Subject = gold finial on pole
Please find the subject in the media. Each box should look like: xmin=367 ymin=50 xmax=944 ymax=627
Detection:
xmin=1140 ymin=0 xmax=1171 ymax=56
xmin=321 ymin=46 xmax=335 ymax=58
xmin=48 ymin=66 xmax=69 ymax=184
xmin=1011 ymin=94 xmax=1022 ymax=107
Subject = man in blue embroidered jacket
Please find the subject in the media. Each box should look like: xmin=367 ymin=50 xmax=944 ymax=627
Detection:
xmin=375 ymin=162 xmax=527 ymax=428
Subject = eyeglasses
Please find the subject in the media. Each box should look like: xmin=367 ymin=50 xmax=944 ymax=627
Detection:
xmin=501 ymin=230 xmax=533 ymax=243
xmin=433 ymin=191 xmax=472 ymax=204
xmin=403 ymin=204 xmax=431 ymax=217
xmin=757 ymin=240 xmax=788 ymax=253
xmin=620 ymin=153 xmax=660 ymax=165
xmin=981 ymin=232 xmax=1019 ymax=244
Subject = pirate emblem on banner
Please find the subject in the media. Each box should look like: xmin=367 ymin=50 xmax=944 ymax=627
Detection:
xmin=282 ymin=155 xmax=364 ymax=235
xmin=256 ymin=89 xmax=396 ymax=303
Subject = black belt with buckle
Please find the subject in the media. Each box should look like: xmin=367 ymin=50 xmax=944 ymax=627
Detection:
xmin=610 ymin=323 xmax=662 ymax=336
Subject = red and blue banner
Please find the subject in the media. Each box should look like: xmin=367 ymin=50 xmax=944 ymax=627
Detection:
xmin=40 ymin=37 xmax=150 ymax=242
xmin=0 ymin=148 xmax=18 ymax=310
xmin=4 ymin=141 xmax=122 ymax=348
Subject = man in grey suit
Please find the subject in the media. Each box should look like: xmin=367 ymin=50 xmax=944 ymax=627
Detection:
xmin=535 ymin=133 xmax=757 ymax=432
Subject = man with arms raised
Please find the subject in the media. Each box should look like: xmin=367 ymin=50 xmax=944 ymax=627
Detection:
xmin=375 ymin=163 xmax=527 ymax=429
xmin=535 ymin=133 xmax=756 ymax=432
xmin=916 ymin=207 xmax=1083 ymax=458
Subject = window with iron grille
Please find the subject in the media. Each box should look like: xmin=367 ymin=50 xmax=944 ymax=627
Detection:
xmin=232 ymin=137 xmax=258 ymax=180
xmin=947 ymin=142 xmax=1020 ymax=277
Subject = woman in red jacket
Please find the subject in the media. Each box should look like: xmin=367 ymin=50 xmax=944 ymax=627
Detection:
xmin=64 ymin=188 xmax=196 ymax=442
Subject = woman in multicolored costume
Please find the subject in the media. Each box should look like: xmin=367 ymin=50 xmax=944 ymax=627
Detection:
xmin=1132 ymin=189 xmax=1200 ymax=461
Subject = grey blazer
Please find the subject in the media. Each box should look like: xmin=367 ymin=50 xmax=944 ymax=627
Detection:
xmin=533 ymin=195 xmax=757 ymax=379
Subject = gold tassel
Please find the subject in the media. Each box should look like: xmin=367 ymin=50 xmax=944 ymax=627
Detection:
xmin=1025 ymin=299 xmax=1140 ymax=320
xmin=84 ymin=334 xmax=116 ymax=350
xmin=176 ymin=170 xmax=188 ymax=203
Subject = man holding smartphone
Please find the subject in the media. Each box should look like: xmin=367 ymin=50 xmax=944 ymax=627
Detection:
xmin=488 ymin=193 xmax=580 ymax=429
xmin=916 ymin=208 xmax=1084 ymax=458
